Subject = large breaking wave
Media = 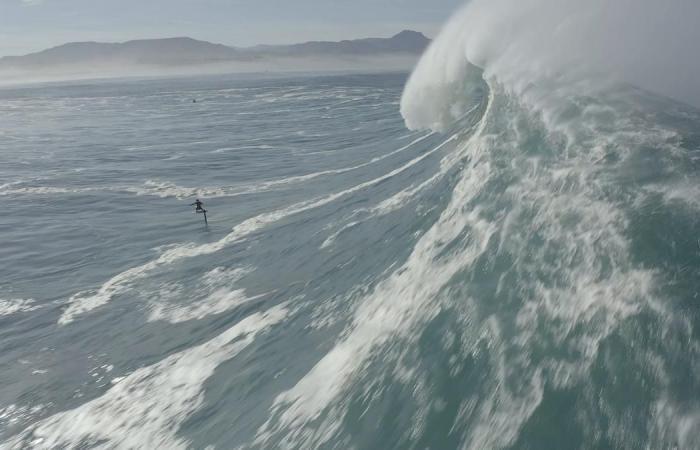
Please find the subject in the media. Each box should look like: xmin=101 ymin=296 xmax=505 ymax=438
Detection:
xmin=387 ymin=1 xmax=700 ymax=447
xmin=402 ymin=0 xmax=700 ymax=133
xmin=3 ymin=2 xmax=700 ymax=449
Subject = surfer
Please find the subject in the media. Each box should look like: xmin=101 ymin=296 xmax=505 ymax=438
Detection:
xmin=191 ymin=198 xmax=206 ymax=213
xmin=190 ymin=198 xmax=208 ymax=225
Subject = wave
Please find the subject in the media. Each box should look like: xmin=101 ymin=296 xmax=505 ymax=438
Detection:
xmin=253 ymin=8 xmax=700 ymax=445
xmin=254 ymin=81 xmax=497 ymax=447
xmin=401 ymin=0 xmax=700 ymax=133
xmin=258 ymin=85 xmax=661 ymax=448
xmin=6 ymin=12 xmax=700 ymax=446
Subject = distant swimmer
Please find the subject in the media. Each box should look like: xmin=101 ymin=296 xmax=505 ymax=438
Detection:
xmin=190 ymin=198 xmax=208 ymax=225
xmin=192 ymin=99 xmax=197 ymax=103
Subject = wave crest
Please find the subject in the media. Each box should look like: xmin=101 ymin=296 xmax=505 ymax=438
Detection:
xmin=401 ymin=0 xmax=700 ymax=132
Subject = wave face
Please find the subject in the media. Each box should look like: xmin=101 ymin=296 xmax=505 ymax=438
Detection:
xmin=399 ymin=80 xmax=700 ymax=448
xmin=2 ymin=21 xmax=700 ymax=450
xmin=394 ymin=2 xmax=700 ymax=447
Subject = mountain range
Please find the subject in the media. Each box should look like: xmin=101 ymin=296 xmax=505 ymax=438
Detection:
xmin=0 ymin=30 xmax=430 ymax=76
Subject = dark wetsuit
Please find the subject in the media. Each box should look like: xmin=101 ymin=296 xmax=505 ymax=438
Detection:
xmin=191 ymin=200 xmax=206 ymax=212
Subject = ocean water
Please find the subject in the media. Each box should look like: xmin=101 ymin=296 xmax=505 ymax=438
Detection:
xmin=1 ymin=62 xmax=700 ymax=450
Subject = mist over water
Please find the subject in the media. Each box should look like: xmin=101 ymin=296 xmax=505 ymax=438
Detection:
xmin=1 ymin=2 xmax=700 ymax=449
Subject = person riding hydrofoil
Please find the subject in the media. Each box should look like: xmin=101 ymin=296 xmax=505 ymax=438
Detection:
xmin=191 ymin=198 xmax=206 ymax=213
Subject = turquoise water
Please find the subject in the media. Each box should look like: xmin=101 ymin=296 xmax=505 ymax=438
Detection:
xmin=1 ymin=70 xmax=700 ymax=449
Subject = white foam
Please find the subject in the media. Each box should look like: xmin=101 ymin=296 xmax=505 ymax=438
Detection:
xmin=3 ymin=305 xmax=288 ymax=450
xmin=652 ymin=398 xmax=700 ymax=450
xmin=0 ymin=404 xmax=51 ymax=431
xmin=456 ymin=94 xmax=661 ymax=448
xmin=212 ymin=145 xmax=275 ymax=153
xmin=126 ymin=180 xmax=229 ymax=200
xmin=648 ymin=181 xmax=700 ymax=211
xmin=0 ymin=186 xmax=94 ymax=197
xmin=149 ymin=289 xmax=266 ymax=324
xmin=147 ymin=267 xmax=266 ymax=324
xmin=0 ymin=298 xmax=41 ymax=317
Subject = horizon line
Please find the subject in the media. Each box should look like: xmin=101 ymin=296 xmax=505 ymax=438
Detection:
xmin=0 ymin=29 xmax=430 ymax=59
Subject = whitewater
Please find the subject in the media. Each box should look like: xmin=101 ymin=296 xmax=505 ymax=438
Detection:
xmin=2 ymin=1 xmax=700 ymax=448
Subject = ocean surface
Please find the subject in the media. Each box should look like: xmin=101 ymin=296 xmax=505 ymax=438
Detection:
xmin=1 ymin=67 xmax=700 ymax=450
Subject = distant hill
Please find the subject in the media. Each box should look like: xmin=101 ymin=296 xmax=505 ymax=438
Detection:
xmin=0 ymin=37 xmax=245 ymax=68
xmin=0 ymin=31 xmax=430 ymax=70
xmin=249 ymin=30 xmax=430 ymax=57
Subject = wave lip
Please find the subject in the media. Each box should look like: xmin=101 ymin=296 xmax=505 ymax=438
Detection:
xmin=401 ymin=0 xmax=700 ymax=133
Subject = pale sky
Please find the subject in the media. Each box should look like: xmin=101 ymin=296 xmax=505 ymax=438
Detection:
xmin=0 ymin=0 xmax=465 ymax=57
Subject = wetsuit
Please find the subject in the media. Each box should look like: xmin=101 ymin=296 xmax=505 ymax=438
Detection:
xmin=191 ymin=200 xmax=206 ymax=212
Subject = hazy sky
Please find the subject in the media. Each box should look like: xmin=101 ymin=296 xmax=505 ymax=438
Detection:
xmin=0 ymin=0 xmax=464 ymax=56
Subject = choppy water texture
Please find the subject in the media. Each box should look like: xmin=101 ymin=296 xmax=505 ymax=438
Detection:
xmin=1 ymin=68 xmax=700 ymax=449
